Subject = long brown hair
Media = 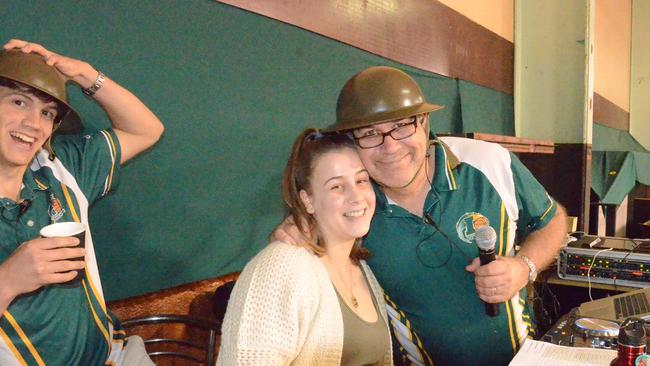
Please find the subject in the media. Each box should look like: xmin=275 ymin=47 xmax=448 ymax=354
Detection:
xmin=282 ymin=128 xmax=371 ymax=261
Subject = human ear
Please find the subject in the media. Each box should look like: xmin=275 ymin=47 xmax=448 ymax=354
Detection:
xmin=299 ymin=190 xmax=315 ymax=214
xmin=422 ymin=114 xmax=431 ymax=138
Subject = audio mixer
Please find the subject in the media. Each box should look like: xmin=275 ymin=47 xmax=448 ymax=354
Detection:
xmin=558 ymin=236 xmax=650 ymax=288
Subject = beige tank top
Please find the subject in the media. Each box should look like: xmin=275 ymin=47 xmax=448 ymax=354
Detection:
xmin=334 ymin=273 xmax=389 ymax=365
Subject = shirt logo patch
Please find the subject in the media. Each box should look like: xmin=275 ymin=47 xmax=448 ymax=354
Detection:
xmin=455 ymin=212 xmax=490 ymax=243
xmin=48 ymin=194 xmax=65 ymax=222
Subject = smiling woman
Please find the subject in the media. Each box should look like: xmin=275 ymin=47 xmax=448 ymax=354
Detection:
xmin=217 ymin=129 xmax=393 ymax=366
xmin=285 ymin=130 xmax=373 ymax=258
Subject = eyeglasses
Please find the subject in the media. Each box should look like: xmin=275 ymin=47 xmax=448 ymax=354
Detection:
xmin=352 ymin=115 xmax=424 ymax=149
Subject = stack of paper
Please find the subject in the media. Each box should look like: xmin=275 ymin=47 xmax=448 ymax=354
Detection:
xmin=509 ymin=340 xmax=617 ymax=366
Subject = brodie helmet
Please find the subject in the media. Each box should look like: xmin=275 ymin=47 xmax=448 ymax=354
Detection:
xmin=331 ymin=66 xmax=443 ymax=132
xmin=0 ymin=50 xmax=82 ymax=134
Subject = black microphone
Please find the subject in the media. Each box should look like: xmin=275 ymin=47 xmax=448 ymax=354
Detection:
xmin=17 ymin=199 xmax=31 ymax=217
xmin=475 ymin=225 xmax=499 ymax=317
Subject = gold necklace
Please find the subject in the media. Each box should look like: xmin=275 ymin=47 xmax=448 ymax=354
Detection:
xmin=348 ymin=262 xmax=359 ymax=309
xmin=340 ymin=261 xmax=358 ymax=309
xmin=327 ymin=259 xmax=359 ymax=309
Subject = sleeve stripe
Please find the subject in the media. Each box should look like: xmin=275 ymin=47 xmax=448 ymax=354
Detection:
xmin=540 ymin=195 xmax=555 ymax=221
xmin=0 ymin=325 xmax=27 ymax=365
xmin=99 ymin=131 xmax=117 ymax=195
xmin=100 ymin=130 xmax=117 ymax=162
xmin=1 ymin=312 xmax=45 ymax=365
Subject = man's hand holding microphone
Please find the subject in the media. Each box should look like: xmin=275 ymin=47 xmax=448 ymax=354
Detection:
xmin=465 ymin=226 xmax=532 ymax=316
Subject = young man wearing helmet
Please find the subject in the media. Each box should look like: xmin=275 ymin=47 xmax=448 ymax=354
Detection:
xmin=275 ymin=66 xmax=567 ymax=366
xmin=0 ymin=40 xmax=163 ymax=365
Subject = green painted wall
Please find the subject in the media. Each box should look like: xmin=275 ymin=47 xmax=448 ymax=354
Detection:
xmin=2 ymin=0 xmax=513 ymax=300
xmin=515 ymin=0 xmax=594 ymax=144
xmin=630 ymin=0 xmax=650 ymax=150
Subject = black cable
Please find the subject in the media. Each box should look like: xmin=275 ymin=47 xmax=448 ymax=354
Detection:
xmin=613 ymin=238 xmax=650 ymax=290
xmin=414 ymin=150 xmax=471 ymax=268
xmin=415 ymin=213 xmax=453 ymax=269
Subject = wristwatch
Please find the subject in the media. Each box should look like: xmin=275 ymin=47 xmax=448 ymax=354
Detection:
xmin=518 ymin=254 xmax=538 ymax=283
xmin=82 ymin=71 xmax=106 ymax=97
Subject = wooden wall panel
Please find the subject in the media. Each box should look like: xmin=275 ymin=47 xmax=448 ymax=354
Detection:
xmin=108 ymin=272 xmax=238 ymax=321
xmin=217 ymin=0 xmax=514 ymax=94
xmin=593 ymin=92 xmax=630 ymax=130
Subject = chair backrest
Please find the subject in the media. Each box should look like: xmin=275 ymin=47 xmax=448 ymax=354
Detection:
xmin=111 ymin=272 xmax=239 ymax=365
xmin=212 ymin=280 xmax=236 ymax=321
xmin=122 ymin=314 xmax=221 ymax=365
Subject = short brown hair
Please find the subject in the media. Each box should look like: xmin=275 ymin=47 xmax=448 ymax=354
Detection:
xmin=282 ymin=128 xmax=371 ymax=261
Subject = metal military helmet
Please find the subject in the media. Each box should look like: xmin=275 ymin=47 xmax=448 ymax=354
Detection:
xmin=0 ymin=50 xmax=82 ymax=134
xmin=331 ymin=66 xmax=443 ymax=132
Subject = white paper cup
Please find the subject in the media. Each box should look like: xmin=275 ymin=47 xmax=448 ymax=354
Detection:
xmin=40 ymin=222 xmax=87 ymax=284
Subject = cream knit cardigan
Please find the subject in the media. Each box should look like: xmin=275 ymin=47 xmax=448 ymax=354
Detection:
xmin=217 ymin=241 xmax=393 ymax=365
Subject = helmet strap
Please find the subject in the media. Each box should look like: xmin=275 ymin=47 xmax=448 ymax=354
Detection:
xmin=374 ymin=148 xmax=431 ymax=192
xmin=44 ymin=138 xmax=56 ymax=161
xmin=44 ymin=122 xmax=60 ymax=161
xmin=422 ymin=113 xmax=431 ymax=137
xmin=375 ymin=115 xmax=432 ymax=191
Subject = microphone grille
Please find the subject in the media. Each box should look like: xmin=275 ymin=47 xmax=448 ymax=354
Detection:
xmin=475 ymin=225 xmax=497 ymax=250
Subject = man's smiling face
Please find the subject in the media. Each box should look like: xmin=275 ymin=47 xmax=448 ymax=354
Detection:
xmin=0 ymin=84 xmax=58 ymax=171
xmin=353 ymin=115 xmax=430 ymax=190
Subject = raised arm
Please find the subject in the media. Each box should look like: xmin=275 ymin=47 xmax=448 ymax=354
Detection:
xmin=3 ymin=39 xmax=164 ymax=164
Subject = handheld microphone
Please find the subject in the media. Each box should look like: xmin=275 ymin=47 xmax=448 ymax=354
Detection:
xmin=475 ymin=225 xmax=499 ymax=317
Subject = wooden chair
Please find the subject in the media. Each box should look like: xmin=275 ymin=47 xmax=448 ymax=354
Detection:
xmin=109 ymin=272 xmax=239 ymax=365
xmin=122 ymin=314 xmax=221 ymax=364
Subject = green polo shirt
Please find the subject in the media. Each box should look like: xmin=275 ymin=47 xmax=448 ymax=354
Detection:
xmin=0 ymin=130 xmax=124 ymax=366
xmin=366 ymin=137 xmax=556 ymax=366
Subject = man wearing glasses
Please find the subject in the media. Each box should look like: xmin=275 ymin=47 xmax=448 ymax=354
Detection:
xmin=0 ymin=40 xmax=163 ymax=365
xmin=275 ymin=66 xmax=567 ymax=365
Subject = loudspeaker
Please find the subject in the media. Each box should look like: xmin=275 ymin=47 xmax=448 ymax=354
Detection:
xmin=630 ymin=198 xmax=650 ymax=239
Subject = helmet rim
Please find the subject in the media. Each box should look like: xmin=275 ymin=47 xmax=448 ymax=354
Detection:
xmin=331 ymin=66 xmax=443 ymax=132
xmin=0 ymin=50 xmax=82 ymax=134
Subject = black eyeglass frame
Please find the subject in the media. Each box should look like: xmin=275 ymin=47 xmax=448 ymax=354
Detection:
xmin=352 ymin=114 xmax=426 ymax=149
